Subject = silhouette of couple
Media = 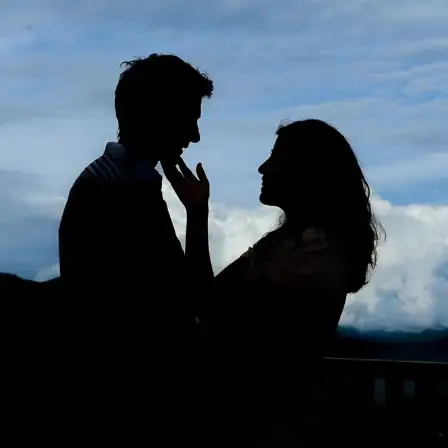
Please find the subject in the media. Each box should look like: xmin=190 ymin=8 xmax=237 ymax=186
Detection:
xmin=58 ymin=54 xmax=383 ymax=446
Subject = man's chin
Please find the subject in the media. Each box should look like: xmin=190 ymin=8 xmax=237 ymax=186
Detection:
xmin=160 ymin=151 xmax=182 ymax=166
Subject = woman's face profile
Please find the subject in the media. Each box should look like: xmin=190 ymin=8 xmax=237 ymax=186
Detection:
xmin=258 ymin=135 xmax=301 ymax=207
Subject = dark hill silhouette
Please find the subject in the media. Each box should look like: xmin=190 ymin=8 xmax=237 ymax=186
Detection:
xmin=3 ymin=272 xmax=447 ymax=363
xmin=328 ymin=326 xmax=448 ymax=362
xmin=0 ymin=273 xmax=61 ymax=296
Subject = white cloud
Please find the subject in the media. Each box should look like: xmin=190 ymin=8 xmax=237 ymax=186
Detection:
xmin=34 ymin=262 xmax=59 ymax=282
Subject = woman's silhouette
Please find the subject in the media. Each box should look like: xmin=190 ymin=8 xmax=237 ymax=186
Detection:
xmin=163 ymin=119 xmax=384 ymax=446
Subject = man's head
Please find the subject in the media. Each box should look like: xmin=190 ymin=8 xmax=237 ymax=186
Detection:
xmin=114 ymin=53 xmax=214 ymax=164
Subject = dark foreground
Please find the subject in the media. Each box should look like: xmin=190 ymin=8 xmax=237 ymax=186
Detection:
xmin=3 ymin=274 xmax=447 ymax=446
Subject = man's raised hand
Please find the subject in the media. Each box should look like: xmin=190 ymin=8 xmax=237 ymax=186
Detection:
xmin=161 ymin=158 xmax=210 ymax=211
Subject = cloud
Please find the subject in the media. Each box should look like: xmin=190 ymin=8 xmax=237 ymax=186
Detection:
xmin=0 ymin=169 xmax=62 ymax=279
xmin=2 ymin=3 xmax=444 ymax=204
xmin=343 ymin=198 xmax=448 ymax=330
xmin=34 ymin=262 xmax=59 ymax=282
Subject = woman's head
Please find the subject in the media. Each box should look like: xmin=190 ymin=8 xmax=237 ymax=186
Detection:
xmin=258 ymin=119 xmax=384 ymax=293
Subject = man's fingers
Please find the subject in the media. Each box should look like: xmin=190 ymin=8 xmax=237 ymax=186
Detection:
xmin=161 ymin=161 xmax=183 ymax=185
xmin=177 ymin=158 xmax=196 ymax=179
xmin=196 ymin=163 xmax=209 ymax=185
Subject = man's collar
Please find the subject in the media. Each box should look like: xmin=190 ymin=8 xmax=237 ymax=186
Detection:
xmin=104 ymin=142 xmax=162 ymax=182
xmin=104 ymin=142 xmax=127 ymax=159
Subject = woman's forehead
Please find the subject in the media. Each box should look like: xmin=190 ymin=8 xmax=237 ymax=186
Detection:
xmin=273 ymin=135 xmax=294 ymax=155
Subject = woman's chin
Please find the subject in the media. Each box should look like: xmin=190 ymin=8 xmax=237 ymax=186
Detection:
xmin=259 ymin=191 xmax=272 ymax=206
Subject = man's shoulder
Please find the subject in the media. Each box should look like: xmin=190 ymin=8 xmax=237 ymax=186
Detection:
xmin=68 ymin=143 xmax=129 ymax=198
xmin=78 ymin=153 xmax=125 ymax=184
xmin=75 ymin=142 xmax=163 ymax=187
xmin=66 ymin=159 xmax=123 ymax=210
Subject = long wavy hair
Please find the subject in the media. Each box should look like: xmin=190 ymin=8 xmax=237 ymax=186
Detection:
xmin=257 ymin=119 xmax=384 ymax=294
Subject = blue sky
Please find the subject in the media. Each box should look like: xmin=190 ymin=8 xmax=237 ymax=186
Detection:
xmin=2 ymin=0 xmax=448 ymax=329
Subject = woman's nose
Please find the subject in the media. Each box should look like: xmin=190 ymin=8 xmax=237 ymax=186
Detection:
xmin=258 ymin=161 xmax=267 ymax=174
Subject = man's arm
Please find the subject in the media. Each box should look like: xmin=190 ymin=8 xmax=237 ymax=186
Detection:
xmin=161 ymin=159 xmax=214 ymax=297
xmin=185 ymin=207 xmax=214 ymax=286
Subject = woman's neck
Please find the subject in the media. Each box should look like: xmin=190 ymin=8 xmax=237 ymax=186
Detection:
xmin=282 ymin=212 xmax=315 ymax=234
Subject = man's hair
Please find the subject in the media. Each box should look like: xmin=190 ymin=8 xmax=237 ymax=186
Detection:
xmin=114 ymin=53 xmax=214 ymax=140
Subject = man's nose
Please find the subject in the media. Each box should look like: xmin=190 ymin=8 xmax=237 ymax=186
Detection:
xmin=191 ymin=125 xmax=200 ymax=144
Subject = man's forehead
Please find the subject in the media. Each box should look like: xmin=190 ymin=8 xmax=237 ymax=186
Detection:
xmin=177 ymin=97 xmax=202 ymax=117
xmin=191 ymin=97 xmax=202 ymax=117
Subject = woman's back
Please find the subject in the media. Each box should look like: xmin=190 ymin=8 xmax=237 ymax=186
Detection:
xmin=209 ymin=226 xmax=347 ymax=345
xmin=202 ymin=228 xmax=348 ymax=446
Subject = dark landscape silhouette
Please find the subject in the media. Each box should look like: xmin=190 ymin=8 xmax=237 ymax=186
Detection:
xmin=3 ymin=272 xmax=446 ymax=361
xmin=4 ymin=271 xmax=447 ymax=446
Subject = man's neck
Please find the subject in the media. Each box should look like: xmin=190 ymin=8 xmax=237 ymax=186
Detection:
xmin=118 ymin=139 xmax=158 ymax=168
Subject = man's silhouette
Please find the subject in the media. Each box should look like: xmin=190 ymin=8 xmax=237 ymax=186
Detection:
xmin=58 ymin=54 xmax=213 ymax=444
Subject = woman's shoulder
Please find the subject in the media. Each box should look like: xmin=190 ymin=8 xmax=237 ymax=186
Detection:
xmin=286 ymin=227 xmax=329 ymax=253
xmin=269 ymin=227 xmax=330 ymax=259
xmin=261 ymin=227 xmax=348 ymax=293
xmin=214 ymin=254 xmax=251 ymax=287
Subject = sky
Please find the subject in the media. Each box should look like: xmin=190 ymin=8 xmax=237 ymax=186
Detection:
xmin=2 ymin=0 xmax=448 ymax=331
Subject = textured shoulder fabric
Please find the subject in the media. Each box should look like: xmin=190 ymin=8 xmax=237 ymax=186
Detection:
xmin=242 ymin=228 xmax=347 ymax=294
xmin=77 ymin=142 xmax=162 ymax=185
xmin=79 ymin=152 xmax=125 ymax=183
